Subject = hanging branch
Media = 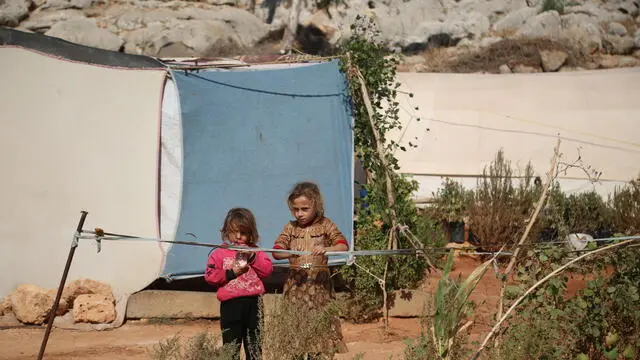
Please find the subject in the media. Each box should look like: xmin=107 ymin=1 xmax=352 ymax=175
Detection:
xmin=472 ymin=238 xmax=638 ymax=360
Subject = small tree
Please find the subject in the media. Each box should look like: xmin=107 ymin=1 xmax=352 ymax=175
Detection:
xmin=337 ymin=16 xmax=443 ymax=321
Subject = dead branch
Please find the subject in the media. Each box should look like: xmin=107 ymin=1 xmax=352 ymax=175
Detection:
xmin=472 ymin=238 xmax=637 ymax=360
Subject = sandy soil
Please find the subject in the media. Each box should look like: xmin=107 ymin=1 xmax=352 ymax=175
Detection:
xmin=0 ymin=256 xmax=598 ymax=360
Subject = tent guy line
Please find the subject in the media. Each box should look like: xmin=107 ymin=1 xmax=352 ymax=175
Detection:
xmin=185 ymin=71 xmax=347 ymax=98
xmin=77 ymin=229 xmax=640 ymax=258
xmin=396 ymin=103 xmax=640 ymax=155
xmin=396 ymin=90 xmax=640 ymax=150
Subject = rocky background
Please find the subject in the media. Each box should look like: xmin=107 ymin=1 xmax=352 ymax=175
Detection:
xmin=1 ymin=0 xmax=640 ymax=71
xmin=0 ymin=279 xmax=117 ymax=328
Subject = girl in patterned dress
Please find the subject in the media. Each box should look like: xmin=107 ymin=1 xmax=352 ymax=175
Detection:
xmin=205 ymin=208 xmax=273 ymax=360
xmin=273 ymin=182 xmax=349 ymax=357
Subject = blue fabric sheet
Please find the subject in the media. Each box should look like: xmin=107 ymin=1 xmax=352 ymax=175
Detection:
xmin=162 ymin=60 xmax=354 ymax=278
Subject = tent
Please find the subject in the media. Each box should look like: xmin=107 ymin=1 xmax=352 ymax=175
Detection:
xmin=0 ymin=28 xmax=355 ymax=325
xmin=390 ymin=69 xmax=640 ymax=202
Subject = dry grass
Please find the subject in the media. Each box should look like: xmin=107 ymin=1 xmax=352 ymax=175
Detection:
xmin=262 ymin=298 xmax=343 ymax=360
xmin=149 ymin=331 xmax=237 ymax=360
xmin=404 ymin=38 xmax=591 ymax=73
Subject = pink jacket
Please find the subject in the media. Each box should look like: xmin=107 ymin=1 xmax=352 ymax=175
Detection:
xmin=204 ymin=247 xmax=273 ymax=302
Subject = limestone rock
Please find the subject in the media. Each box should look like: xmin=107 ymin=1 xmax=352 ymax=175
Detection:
xmin=619 ymin=55 xmax=640 ymax=67
xmin=480 ymin=36 xmax=503 ymax=48
xmin=499 ymin=64 xmax=512 ymax=73
xmin=561 ymin=21 xmax=602 ymax=55
xmin=634 ymin=29 xmax=640 ymax=49
xmin=45 ymin=289 xmax=69 ymax=316
xmin=0 ymin=0 xmax=32 ymax=27
xmin=45 ymin=18 xmax=124 ymax=52
xmin=603 ymin=34 xmax=635 ymax=55
xmin=40 ymin=0 xmax=103 ymax=11
xmin=492 ymin=7 xmax=538 ymax=33
xmin=73 ymin=294 xmax=116 ymax=323
xmin=540 ymin=49 xmax=568 ymax=71
xmin=512 ymin=64 xmax=541 ymax=73
xmin=63 ymin=278 xmax=115 ymax=307
xmin=19 ymin=9 xmax=86 ymax=32
xmin=559 ymin=66 xmax=584 ymax=72
xmin=608 ymin=21 xmax=628 ymax=36
xmin=516 ymin=10 xmax=562 ymax=40
xmin=0 ymin=296 xmax=11 ymax=316
xmin=10 ymin=284 xmax=53 ymax=325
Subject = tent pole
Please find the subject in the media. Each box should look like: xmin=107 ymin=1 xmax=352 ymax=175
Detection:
xmin=37 ymin=210 xmax=89 ymax=360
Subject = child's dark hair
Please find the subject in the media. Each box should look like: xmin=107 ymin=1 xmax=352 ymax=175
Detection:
xmin=220 ymin=208 xmax=259 ymax=246
xmin=287 ymin=181 xmax=324 ymax=219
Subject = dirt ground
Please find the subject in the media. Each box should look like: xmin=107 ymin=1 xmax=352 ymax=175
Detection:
xmin=0 ymin=256 xmax=596 ymax=360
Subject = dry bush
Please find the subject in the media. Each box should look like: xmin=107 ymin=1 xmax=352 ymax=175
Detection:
xmin=149 ymin=331 xmax=237 ymax=360
xmin=468 ymin=150 xmax=540 ymax=252
xmin=610 ymin=176 xmax=640 ymax=235
xmin=427 ymin=38 xmax=588 ymax=73
xmin=262 ymin=298 xmax=343 ymax=360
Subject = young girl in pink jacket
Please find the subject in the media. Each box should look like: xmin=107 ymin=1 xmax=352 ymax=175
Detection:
xmin=205 ymin=208 xmax=273 ymax=360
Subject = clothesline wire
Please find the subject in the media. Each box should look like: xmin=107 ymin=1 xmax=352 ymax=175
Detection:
xmin=77 ymin=229 xmax=640 ymax=258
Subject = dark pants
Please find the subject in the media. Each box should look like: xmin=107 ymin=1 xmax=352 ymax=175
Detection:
xmin=220 ymin=296 xmax=262 ymax=360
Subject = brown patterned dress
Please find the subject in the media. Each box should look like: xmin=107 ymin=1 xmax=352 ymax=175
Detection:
xmin=274 ymin=216 xmax=349 ymax=356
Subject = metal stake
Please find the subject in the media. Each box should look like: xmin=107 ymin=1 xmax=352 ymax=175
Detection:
xmin=37 ymin=210 xmax=88 ymax=360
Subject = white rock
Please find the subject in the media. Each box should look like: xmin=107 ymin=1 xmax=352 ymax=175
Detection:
xmin=45 ymin=18 xmax=124 ymax=52
xmin=19 ymin=9 xmax=86 ymax=32
xmin=0 ymin=0 xmax=32 ymax=27
xmin=540 ymin=49 xmax=568 ymax=71
xmin=516 ymin=10 xmax=562 ymax=40
xmin=499 ymin=64 xmax=512 ymax=73
xmin=608 ymin=21 xmax=628 ymax=36
xmin=492 ymin=7 xmax=538 ymax=33
xmin=603 ymin=34 xmax=635 ymax=54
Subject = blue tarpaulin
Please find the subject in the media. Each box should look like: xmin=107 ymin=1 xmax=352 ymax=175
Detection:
xmin=162 ymin=60 xmax=354 ymax=278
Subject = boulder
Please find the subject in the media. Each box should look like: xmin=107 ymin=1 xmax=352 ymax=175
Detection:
xmin=492 ymin=7 xmax=538 ymax=33
xmin=603 ymin=34 xmax=635 ymax=54
xmin=62 ymin=278 xmax=115 ymax=307
xmin=9 ymin=284 xmax=53 ymax=325
xmin=73 ymin=294 xmax=116 ymax=323
xmin=19 ymin=9 xmax=86 ymax=32
xmin=516 ymin=10 xmax=562 ymax=40
xmin=45 ymin=18 xmax=124 ymax=52
xmin=45 ymin=289 xmax=70 ymax=316
xmin=0 ymin=0 xmax=32 ymax=27
xmin=0 ymin=296 xmax=11 ymax=316
xmin=540 ymin=49 xmax=568 ymax=71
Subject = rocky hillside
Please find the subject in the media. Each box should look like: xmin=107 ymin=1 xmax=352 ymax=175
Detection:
xmin=2 ymin=0 xmax=640 ymax=72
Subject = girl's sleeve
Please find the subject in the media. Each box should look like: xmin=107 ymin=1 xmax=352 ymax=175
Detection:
xmin=204 ymin=250 xmax=229 ymax=286
xmin=250 ymin=251 xmax=273 ymax=279
xmin=274 ymin=223 xmax=292 ymax=250
xmin=326 ymin=219 xmax=348 ymax=248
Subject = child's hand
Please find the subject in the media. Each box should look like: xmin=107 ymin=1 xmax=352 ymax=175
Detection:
xmin=233 ymin=263 xmax=249 ymax=276
xmin=312 ymin=245 xmax=326 ymax=255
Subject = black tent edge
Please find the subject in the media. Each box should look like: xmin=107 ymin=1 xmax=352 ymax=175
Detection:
xmin=0 ymin=27 xmax=167 ymax=69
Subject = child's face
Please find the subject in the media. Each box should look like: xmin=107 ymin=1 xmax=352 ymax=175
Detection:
xmin=226 ymin=224 xmax=249 ymax=246
xmin=290 ymin=196 xmax=315 ymax=226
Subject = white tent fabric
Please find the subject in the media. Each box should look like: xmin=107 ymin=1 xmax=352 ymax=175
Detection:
xmin=0 ymin=47 xmax=167 ymax=324
xmin=160 ymin=76 xmax=183 ymax=256
xmin=390 ymin=68 xmax=640 ymax=200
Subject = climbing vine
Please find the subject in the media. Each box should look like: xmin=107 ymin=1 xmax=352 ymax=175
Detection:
xmin=337 ymin=16 xmax=443 ymax=320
